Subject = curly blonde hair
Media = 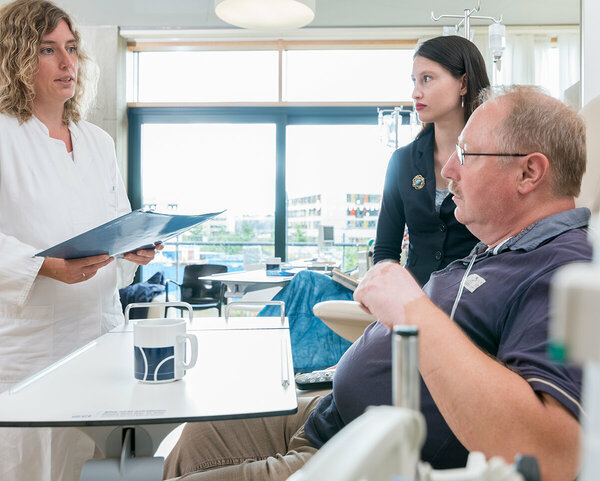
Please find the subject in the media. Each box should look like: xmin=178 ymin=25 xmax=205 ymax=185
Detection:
xmin=0 ymin=0 xmax=93 ymax=123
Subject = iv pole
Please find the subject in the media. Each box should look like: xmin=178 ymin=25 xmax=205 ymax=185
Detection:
xmin=430 ymin=0 xmax=502 ymax=41
xmin=379 ymin=1 xmax=507 ymax=147
xmin=431 ymin=0 xmax=506 ymax=84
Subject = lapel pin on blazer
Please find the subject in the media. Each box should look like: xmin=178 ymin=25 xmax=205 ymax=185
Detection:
xmin=412 ymin=175 xmax=425 ymax=189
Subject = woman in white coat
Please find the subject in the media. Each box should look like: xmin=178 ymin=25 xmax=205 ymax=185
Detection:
xmin=0 ymin=1 xmax=158 ymax=479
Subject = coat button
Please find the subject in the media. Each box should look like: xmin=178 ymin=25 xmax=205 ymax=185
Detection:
xmin=434 ymin=251 xmax=442 ymax=260
xmin=439 ymin=224 xmax=447 ymax=232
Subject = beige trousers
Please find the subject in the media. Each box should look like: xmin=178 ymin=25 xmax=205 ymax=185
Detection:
xmin=163 ymin=396 xmax=322 ymax=481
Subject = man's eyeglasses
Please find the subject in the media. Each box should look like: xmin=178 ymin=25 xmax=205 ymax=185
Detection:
xmin=455 ymin=144 xmax=528 ymax=166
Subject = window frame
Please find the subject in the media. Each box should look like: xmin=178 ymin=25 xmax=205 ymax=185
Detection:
xmin=127 ymin=105 xmax=409 ymax=261
xmin=127 ymin=40 xmax=415 ymax=275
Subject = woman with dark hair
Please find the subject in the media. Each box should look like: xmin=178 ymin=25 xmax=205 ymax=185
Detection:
xmin=0 ymin=1 xmax=158 ymax=479
xmin=257 ymin=35 xmax=490 ymax=373
xmin=163 ymin=36 xmax=491 ymax=481
xmin=374 ymin=35 xmax=490 ymax=286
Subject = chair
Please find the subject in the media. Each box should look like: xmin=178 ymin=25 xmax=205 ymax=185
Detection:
xmin=288 ymin=405 xmax=425 ymax=481
xmin=288 ymin=410 xmax=525 ymax=481
xmin=165 ymin=264 xmax=228 ymax=316
xmin=313 ymin=300 xmax=376 ymax=342
xmin=118 ymin=271 xmax=165 ymax=319
xmin=242 ymin=245 xmax=263 ymax=271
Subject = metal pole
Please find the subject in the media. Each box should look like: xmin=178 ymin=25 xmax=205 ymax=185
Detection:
xmin=464 ymin=9 xmax=471 ymax=40
xmin=392 ymin=325 xmax=420 ymax=410
xmin=175 ymin=235 xmax=180 ymax=282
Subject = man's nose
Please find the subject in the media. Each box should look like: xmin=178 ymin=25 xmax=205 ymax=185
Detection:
xmin=441 ymin=150 xmax=459 ymax=180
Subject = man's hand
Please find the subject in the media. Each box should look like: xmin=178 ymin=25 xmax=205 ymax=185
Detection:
xmin=123 ymin=243 xmax=163 ymax=266
xmin=353 ymin=261 xmax=425 ymax=329
xmin=39 ymin=255 xmax=114 ymax=284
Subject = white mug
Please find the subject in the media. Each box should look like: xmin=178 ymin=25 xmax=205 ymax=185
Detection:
xmin=133 ymin=318 xmax=198 ymax=383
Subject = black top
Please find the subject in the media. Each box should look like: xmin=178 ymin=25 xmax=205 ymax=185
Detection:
xmin=373 ymin=126 xmax=478 ymax=286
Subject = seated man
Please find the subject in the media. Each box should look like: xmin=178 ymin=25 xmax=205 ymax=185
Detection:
xmin=164 ymin=86 xmax=589 ymax=481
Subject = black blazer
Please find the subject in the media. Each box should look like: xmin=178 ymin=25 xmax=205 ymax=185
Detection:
xmin=373 ymin=126 xmax=478 ymax=286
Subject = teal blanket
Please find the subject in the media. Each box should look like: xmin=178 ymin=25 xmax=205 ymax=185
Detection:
xmin=258 ymin=270 xmax=353 ymax=372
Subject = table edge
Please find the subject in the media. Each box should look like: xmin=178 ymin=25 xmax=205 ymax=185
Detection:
xmin=0 ymin=406 xmax=298 ymax=428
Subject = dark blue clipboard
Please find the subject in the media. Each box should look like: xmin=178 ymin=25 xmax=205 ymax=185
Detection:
xmin=35 ymin=210 xmax=225 ymax=259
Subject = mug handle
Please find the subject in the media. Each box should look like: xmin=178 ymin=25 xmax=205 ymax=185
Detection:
xmin=181 ymin=333 xmax=198 ymax=370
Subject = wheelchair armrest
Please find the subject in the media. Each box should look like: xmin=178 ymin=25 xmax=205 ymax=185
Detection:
xmin=288 ymin=406 xmax=425 ymax=481
xmin=313 ymin=300 xmax=376 ymax=343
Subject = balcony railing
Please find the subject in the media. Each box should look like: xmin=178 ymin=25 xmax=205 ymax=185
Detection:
xmin=143 ymin=239 xmax=370 ymax=283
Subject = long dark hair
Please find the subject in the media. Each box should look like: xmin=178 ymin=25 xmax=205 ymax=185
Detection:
xmin=414 ymin=35 xmax=490 ymax=125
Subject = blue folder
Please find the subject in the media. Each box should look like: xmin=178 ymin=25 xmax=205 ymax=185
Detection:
xmin=36 ymin=210 xmax=224 ymax=259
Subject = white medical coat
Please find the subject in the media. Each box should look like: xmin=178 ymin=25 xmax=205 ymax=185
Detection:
xmin=0 ymin=114 xmax=137 ymax=480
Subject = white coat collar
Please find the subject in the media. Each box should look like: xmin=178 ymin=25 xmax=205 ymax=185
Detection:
xmin=30 ymin=115 xmax=79 ymax=143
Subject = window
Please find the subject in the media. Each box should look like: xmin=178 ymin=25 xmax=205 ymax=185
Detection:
xmin=286 ymin=124 xmax=392 ymax=266
xmin=489 ymin=30 xmax=579 ymax=101
xmin=128 ymin=42 xmax=415 ymax=282
xmin=140 ymin=122 xmax=276 ymax=280
xmin=283 ymin=49 xmax=414 ymax=102
xmin=137 ymin=51 xmax=279 ymax=102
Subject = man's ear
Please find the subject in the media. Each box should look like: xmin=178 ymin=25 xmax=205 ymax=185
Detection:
xmin=517 ymin=152 xmax=549 ymax=195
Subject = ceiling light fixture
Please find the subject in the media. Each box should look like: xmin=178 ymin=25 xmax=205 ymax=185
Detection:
xmin=215 ymin=0 xmax=316 ymax=30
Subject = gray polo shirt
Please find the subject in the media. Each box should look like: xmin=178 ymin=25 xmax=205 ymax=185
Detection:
xmin=304 ymin=207 xmax=592 ymax=469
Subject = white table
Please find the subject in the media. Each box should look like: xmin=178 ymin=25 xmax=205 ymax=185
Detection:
xmin=201 ymin=269 xmax=296 ymax=298
xmin=0 ymin=316 xmax=296 ymax=481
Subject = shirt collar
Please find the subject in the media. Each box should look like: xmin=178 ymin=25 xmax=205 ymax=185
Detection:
xmin=471 ymin=207 xmax=591 ymax=256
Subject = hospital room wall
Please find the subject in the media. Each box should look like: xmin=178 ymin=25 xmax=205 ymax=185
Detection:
xmin=582 ymin=0 xmax=600 ymax=105
xmin=79 ymin=25 xmax=128 ymax=185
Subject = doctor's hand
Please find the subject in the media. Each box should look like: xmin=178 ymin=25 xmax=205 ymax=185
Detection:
xmin=39 ymin=255 xmax=114 ymax=284
xmin=123 ymin=243 xmax=163 ymax=266
xmin=353 ymin=261 xmax=426 ymax=330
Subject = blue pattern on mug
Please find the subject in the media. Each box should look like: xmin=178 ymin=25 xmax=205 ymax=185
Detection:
xmin=134 ymin=346 xmax=175 ymax=381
